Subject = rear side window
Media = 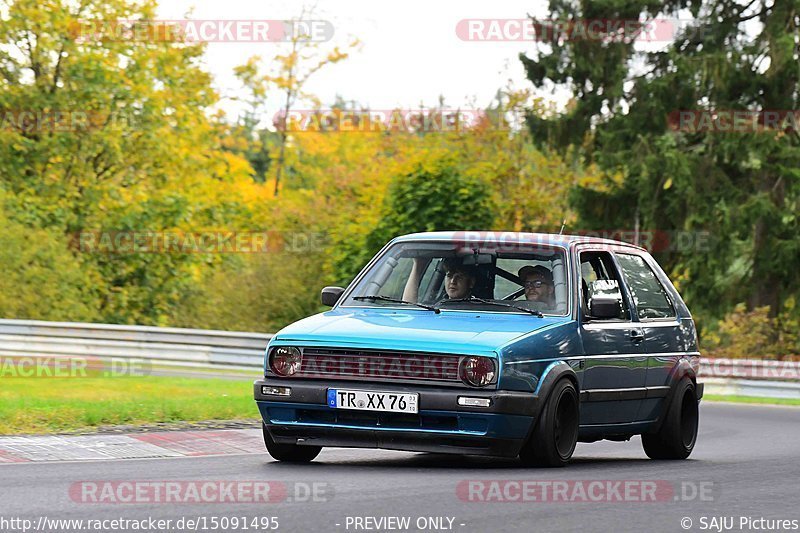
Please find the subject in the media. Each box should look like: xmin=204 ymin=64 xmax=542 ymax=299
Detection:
xmin=615 ymin=254 xmax=675 ymax=319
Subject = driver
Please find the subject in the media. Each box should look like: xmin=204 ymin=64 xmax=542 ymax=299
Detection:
xmin=402 ymin=257 xmax=477 ymax=302
xmin=442 ymin=258 xmax=476 ymax=300
xmin=518 ymin=265 xmax=555 ymax=308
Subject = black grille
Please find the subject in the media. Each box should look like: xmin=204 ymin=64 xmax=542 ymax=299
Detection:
xmin=296 ymin=347 xmax=462 ymax=384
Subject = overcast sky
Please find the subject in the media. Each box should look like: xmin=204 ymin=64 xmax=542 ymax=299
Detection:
xmin=156 ymin=0 xmax=553 ymax=121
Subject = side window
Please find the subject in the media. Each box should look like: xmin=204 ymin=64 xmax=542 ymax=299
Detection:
xmin=417 ymin=259 xmax=439 ymax=300
xmin=378 ymin=257 xmax=413 ymax=298
xmin=615 ymin=254 xmax=675 ymax=319
xmin=579 ymin=251 xmax=629 ymax=320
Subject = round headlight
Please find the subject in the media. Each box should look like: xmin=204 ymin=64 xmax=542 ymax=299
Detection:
xmin=269 ymin=347 xmax=302 ymax=377
xmin=459 ymin=356 xmax=497 ymax=387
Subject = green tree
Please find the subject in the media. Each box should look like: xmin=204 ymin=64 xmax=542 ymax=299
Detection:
xmin=521 ymin=0 xmax=800 ymax=323
xmin=172 ymin=252 xmax=324 ymax=333
xmin=0 ymin=202 xmax=99 ymax=321
xmin=333 ymin=157 xmax=497 ymax=284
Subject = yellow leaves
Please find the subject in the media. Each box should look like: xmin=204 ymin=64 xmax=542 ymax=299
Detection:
xmin=272 ymin=110 xmax=585 ymax=240
xmin=233 ymin=179 xmax=274 ymax=207
xmin=235 ymin=20 xmax=361 ymax=109
xmin=324 ymin=45 xmax=352 ymax=64
xmin=576 ymin=165 xmax=623 ymax=194
xmin=703 ymin=304 xmax=780 ymax=359
xmin=209 ymin=150 xmax=253 ymax=182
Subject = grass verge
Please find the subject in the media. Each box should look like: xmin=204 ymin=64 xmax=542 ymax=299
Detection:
xmin=704 ymin=394 xmax=800 ymax=406
xmin=0 ymin=375 xmax=259 ymax=434
xmin=3 ymin=377 xmax=798 ymax=435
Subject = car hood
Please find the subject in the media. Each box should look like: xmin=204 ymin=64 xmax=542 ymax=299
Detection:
xmin=272 ymin=307 xmax=569 ymax=356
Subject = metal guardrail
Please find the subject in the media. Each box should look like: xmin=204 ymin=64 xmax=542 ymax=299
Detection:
xmin=698 ymin=358 xmax=799 ymax=398
xmin=0 ymin=319 xmax=270 ymax=371
xmin=701 ymin=378 xmax=800 ymax=399
xmin=0 ymin=318 xmax=797 ymax=398
xmin=698 ymin=358 xmax=800 ymax=380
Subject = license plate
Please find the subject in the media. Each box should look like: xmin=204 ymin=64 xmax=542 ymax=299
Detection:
xmin=327 ymin=389 xmax=418 ymax=414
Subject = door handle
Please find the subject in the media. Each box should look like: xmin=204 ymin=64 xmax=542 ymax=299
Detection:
xmin=630 ymin=329 xmax=645 ymax=343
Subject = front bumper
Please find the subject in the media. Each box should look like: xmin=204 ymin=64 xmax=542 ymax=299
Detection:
xmin=254 ymin=378 xmax=538 ymax=457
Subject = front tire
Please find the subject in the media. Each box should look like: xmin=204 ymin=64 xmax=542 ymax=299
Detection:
xmin=642 ymin=377 xmax=699 ymax=460
xmin=262 ymin=423 xmax=322 ymax=463
xmin=519 ymin=379 xmax=579 ymax=467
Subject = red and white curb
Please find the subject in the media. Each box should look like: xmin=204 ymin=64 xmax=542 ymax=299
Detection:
xmin=0 ymin=429 xmax=263 ymax=463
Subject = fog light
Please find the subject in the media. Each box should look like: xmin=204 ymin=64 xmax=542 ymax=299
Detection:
xmin=458 ymin=396 xmax=491 ymax=407
xmin=262 ymin=386 xmax=291 ymax=396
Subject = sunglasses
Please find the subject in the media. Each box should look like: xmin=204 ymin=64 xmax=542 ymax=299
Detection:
xmin=522 ymin=280 xmax=550 ymax=289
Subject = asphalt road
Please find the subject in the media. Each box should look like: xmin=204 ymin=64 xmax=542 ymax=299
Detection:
xmin=1 ymin=402 xmax=799 ymax=533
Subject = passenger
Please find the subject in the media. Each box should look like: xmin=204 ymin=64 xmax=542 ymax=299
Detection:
xmin=518 ymin=265 xmax=555 ymax=307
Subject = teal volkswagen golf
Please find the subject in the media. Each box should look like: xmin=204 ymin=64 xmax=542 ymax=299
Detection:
xmin=254 ymin=232 xmax=703 ymax=467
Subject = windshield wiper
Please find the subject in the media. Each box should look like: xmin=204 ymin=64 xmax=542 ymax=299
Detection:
xmin=352 ymin=295 xmax=440 ymax=313
xmin=436 ymin=296 xmax=543 ymax=316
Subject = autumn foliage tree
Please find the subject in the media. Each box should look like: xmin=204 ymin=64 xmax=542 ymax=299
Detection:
xmin=233 ymin=7 xmax=359 ymax=196
xmin=0 ymin=0 xmax=256 ymax=324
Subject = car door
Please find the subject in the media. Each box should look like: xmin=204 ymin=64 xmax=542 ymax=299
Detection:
xmin=614 ymin=252 xmax=685 ymax=422
xmin=577 ymin=248 xmax=648 ymax=426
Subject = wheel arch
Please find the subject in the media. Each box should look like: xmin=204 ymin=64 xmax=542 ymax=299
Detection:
xmin=530 ymin=361 xmax=579 ymax=424
xmin=669 ymin=358 xmax=698 ymax=386
xmin=649 ymin=359 xmax=699 ymax=434
xmin=518 ymin=361 xmax=580 ymax=465
xmin=536 ymin=361 xmax=579 ymax=397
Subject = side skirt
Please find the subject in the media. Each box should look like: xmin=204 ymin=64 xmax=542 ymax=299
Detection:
xmin=579 ymin=386 xmax=670 ymax=402
xmin=577 ymin=419 xmax=659 ymax=442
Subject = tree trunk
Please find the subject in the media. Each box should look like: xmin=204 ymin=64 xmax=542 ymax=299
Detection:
xmin=273 ymin=86 xmax=293 ymax=197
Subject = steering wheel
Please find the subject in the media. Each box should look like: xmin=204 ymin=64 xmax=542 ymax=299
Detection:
xmin=501 ymin=288 xmax=525 ymax=301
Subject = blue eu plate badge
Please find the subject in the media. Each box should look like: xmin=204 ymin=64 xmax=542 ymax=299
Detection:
xmin=327 ymin=389 xmax=337 ymax=407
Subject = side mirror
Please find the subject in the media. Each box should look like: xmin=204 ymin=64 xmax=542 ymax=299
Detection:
xmin=321 ymin=286 xmax=345 ymax=307
xmin=589 ymin=296 xmax=621 ymax=319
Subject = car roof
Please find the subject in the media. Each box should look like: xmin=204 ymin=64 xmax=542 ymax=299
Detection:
xmin=391 ymin=231 xmax=647 ymax=251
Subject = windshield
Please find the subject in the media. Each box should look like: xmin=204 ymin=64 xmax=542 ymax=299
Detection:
xmin=340 ymin=241 xmax=570 ymax=315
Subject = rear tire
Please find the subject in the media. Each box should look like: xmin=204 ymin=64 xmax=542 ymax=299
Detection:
xmin=262 ymin=423 xmax=322 ymax=463
xmin=519 ymin=379 xmax=579 ymax=467
xmin=642 ymin=377 xmax=698 ymax=460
